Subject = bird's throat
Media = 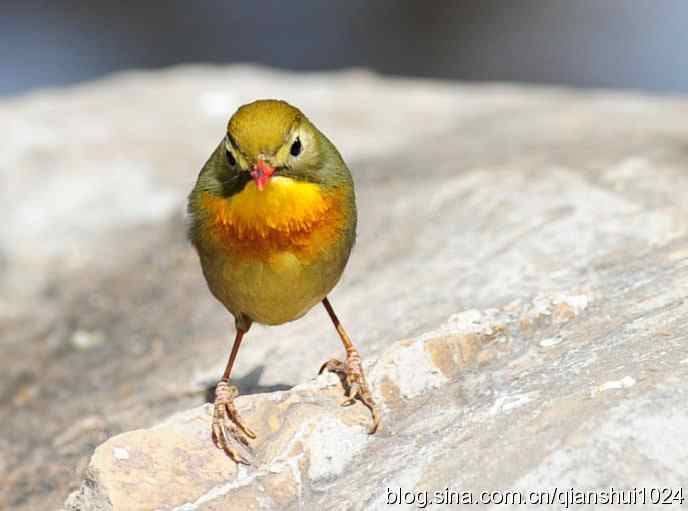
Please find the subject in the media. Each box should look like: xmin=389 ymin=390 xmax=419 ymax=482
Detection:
xmin=199 ymin=177 xmax=346 ymax=259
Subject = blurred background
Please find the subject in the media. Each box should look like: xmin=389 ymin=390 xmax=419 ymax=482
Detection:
xmin=3 ymin=0 xmax=688 ymax=96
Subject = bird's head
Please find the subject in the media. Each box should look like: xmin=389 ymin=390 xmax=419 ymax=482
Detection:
xmin=216 ymin=99 xmax=328 ymax=194
xmin=188 ymin=99 xmax=355 ymax=249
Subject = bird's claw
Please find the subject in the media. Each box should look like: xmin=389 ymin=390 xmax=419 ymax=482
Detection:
xmin=211 ymin=381 xmax=256 ymax=464
xmin=319 ymin=354 xmax=381 ymax=434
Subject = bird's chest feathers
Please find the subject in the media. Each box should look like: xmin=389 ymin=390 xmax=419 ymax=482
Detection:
xmin=199 ymin=177 xmax=346 ymax=263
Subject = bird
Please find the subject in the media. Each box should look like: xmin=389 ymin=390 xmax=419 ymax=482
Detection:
xmin=187 ymin=99 xmax=380 ymax=463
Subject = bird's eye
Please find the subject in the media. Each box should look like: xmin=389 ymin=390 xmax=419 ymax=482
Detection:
xmin=290 ymin=138 xmax=302 ymax=157
xmin=226 ymin=149 xmax=236 ymax=166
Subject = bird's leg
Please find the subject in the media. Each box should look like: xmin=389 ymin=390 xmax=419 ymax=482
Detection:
xmin=212 ymin=325 xmax=256 ymax=464
xmin=319 ymin=297 xmax=381 ymax=433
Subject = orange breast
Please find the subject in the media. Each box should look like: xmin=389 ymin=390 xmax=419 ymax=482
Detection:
xmin=199 ymin=178 xmax=349 ymax=263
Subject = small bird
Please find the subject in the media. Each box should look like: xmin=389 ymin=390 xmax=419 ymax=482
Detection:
xmin=187 ymin=99 xmax=379 ymax=462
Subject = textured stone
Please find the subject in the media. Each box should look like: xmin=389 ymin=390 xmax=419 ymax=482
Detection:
xmin=1 ymin=66 xmax=688 ymax=510
xmin=64 ymin=293 xmax=593 ymax=510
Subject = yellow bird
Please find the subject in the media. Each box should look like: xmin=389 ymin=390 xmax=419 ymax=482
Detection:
xmin=187 ymin=99 xmax=379 ymax=462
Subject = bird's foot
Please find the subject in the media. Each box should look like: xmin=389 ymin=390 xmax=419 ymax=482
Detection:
xmin=211 ymin=381 xmax=256 ymax=464
xmin=319 ymin=349 xmax=381 ymax=434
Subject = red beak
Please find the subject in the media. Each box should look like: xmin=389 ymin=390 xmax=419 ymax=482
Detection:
xmin=251 ymin=160 xmax=274 ymax=191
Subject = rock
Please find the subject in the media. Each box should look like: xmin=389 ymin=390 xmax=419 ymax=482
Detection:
xmin=62 ymin=294 xmax=587 ymax=511
xmin=1 ymin=66 xmax=687 ymax=510
xmin=70 ymin=330 xmax=106 ymax=350
xmin=65 ymin=286 xmax=688 ymax=510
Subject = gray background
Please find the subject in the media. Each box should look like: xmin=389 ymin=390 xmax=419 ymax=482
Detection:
xmin=3 ymin=1 xmax=688 ymax=96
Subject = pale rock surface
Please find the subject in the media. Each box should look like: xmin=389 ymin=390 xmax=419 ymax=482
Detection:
xmin=0 ymin=66 xmax=687 ymax=510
